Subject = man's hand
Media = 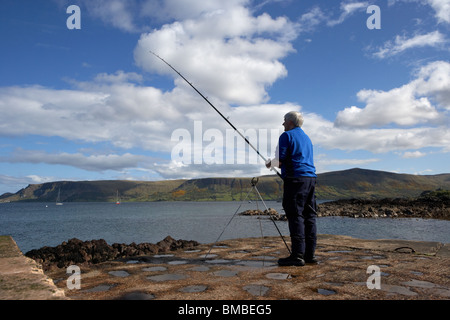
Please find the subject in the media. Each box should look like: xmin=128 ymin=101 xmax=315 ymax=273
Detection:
xmin=266 ymin=158 xmax=281 ymax=169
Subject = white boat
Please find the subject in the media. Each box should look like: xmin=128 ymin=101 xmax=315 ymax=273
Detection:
xmin=56 ymin=188 xmax=63 ymax=206
xmin=115 ymin=190 xmax=121 ymax=205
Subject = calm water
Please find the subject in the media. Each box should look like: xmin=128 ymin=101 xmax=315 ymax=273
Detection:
xmin=0 ymin=201 xmax=449 ymax=253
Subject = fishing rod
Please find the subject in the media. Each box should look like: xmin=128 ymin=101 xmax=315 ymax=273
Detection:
xmin=149 ymin=52 xmax=318 ymax=204
xmin=150 ymin=51 xmax=294 ymax=253
xmin=149 ymin=51 xmax=283 ymax=179
xmin=149 ymin=52 xmax=317 ymax=206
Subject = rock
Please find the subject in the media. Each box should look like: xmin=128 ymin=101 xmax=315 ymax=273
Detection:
xmin=156 ymin=236 xmax=198 ymax=252
xmin=240 ymin=209 xmax=263 ymax=216
xmin=317 ymin=196 xmax=449 ymax=220
xmin=26 ymin=236 xmax=199 ymax=270
xmin=239 ymin=208 xmax=287 ymax=220
xmin=240 ymin=208 xmax=279 ymax=216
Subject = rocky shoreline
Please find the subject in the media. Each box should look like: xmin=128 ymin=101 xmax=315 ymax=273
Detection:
xmin=25 ymin=236 xmax=199 ymax=271
xmin=240 ymin=196 xmax=449 ymax=220
xmin=317 ymin=197 xmax=449 ymax=219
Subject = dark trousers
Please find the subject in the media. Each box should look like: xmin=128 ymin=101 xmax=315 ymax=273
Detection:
xmin=282 ymin=177 xmax=317 ymax=258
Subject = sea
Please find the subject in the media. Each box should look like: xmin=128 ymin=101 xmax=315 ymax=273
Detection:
xmin=1 ymin=201 xmax=449 ymax=254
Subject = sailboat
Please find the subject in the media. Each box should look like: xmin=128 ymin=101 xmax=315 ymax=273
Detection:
xmin=56 ymin=188 xmax=63 ymax=206
xmin=115 ymin=190 xmax=121 ymax=205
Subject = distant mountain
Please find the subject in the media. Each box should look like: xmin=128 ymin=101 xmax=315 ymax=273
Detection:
xmin=1 ymin=168 xmax=449 ymax=203
xmin=316 ymin=168 xmax=450 ymax=199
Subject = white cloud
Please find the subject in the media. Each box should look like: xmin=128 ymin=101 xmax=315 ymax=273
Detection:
xmin=140 ymin=0 xmax=249 ymax=23
xmin=3 ymin=149 xmax=149 ymax=172
xmin=414 ymin=60 xmax=450 ymax=110
xmin=327 ymin=1 xmax=369 ymax=26
xmin=309 ymin=116 xmax=450 ymax=154
xmin=335 ymin=60 xmax=450 ymax=128
xmin=427 ymin=0 xmax=450 ymax=24
xmin=134 ymin=5 xmax=297 ymax=105
xmin=314 ymin=154 xmax=381 ymax=173
xmin=0 ymin=174 xmax=56 ymax=195
xmin=388 ymin=0 xmax=450 ymax=24
xmin=81 ymin=0 xmax=138 ymax=32
xmin=335 ymin=86 xmax=438 ymax=128
xmin=0 ymin=77 xmax=296 ymax=149
xmin=298 ymin=6 xmax=327 ymax=31
xmin=318 ymin=158 xmax=380 ymax=166
xmin=92 ymin=70 xmax=143 ymax=84
xmin=373 ymin=31 xmax=447 ymax=59
xmin=402 ymin=151 xmax=426 ymax=158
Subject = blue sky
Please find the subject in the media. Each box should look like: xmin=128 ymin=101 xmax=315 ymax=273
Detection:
xmin=0 ymin=0 xmax=449 ymax=195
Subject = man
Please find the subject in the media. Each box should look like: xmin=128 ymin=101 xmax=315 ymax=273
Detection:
xmin=266 ymin=111 xmax=318 ymax=266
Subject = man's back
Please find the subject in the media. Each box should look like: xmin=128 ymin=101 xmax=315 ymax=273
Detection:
xmin=278 ymin=127 xmax=316 ymax=178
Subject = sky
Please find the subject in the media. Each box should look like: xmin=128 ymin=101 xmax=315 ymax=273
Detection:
xmin=0 ymin=0 xmax=449 ymax=195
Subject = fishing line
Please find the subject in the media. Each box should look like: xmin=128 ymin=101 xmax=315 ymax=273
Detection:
xmin=204 ymin=185 xmax=255 ymax=259
xmin=204 ymin=177 xmax=291 ymax=258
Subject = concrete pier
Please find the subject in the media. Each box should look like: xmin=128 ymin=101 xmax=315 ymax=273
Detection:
xmin=0 ymin=236 xmax=66 ymax=300
xmin=1 ymin=234 xmax=449 ymax=300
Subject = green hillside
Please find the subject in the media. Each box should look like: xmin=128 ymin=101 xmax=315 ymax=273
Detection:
xmin=316 ymin=168 xmax=450 ymax=199
xmin=1 ymin=168 xmax=449 ymax=203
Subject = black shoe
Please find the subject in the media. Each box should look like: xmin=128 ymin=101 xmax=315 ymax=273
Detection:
xmin=304 ymin=256 xmax=318 ymax=264
xmin=278 ymin=254 xmax=305 ymax=267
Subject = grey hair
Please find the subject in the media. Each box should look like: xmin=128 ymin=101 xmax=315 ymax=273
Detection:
xmin=284 ymin=111 xmax=304 ymax=127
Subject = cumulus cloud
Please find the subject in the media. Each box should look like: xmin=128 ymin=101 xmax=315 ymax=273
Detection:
xmin=134 ymin=5 xmax=297 ymax=105
xmin=309 ymin=115 xmax=450 ymax=154
xmin=414 ymin=60 xmax=450 ymax=110
xmin=427 ymin=0 xmax=450 ymax=24
xmin=335 ymin=61 xmax=450 ymax=128
xmin=335 ymin=87 xmax=438 ymax=128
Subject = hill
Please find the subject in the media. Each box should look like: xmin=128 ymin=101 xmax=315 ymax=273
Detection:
xmin=1 ymin=168 xmax=449 ymax=203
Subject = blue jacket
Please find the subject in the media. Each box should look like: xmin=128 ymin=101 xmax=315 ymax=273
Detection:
xmin=278 ymin=127 xmax=316 ymax=179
